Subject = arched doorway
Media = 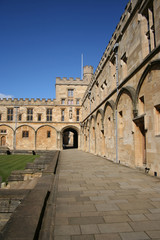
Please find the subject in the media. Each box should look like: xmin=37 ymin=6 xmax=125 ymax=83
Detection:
xmin=62 ymin=127 xmax=78 ymax=149
xmin=1 ymin=136 xmax=6 ymax=146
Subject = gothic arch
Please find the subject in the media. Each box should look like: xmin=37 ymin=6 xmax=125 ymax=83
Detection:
xmin=16 ymin=124 xmax=35 ymax=132
xmin=61 ymin=125 xmax=79 ymax=149
xmin=36 ymin=124 xmax=57 ymax=134
xmin=135 ymin=60 xmax=160 ymax=105
xmin=16 ymin=125 xmax=35 ymax=150
xmin=61 ymin=125 xmax=79 ymax=134
xmin=134 ymin=60 xmax=160 ymax=168
xmin=95 ymin=108 xmax=104 ymax=122
xmin=82 ymin=121 xmax=88 ymax=152
xmin=89 ymin=115 xmax=96 ymax=128
xmin=83 ymin=121 xmax=88 ymax=128
xmin=89 ymin=115 xmax=96 ymax=154
xmin=36 ymin=125 xmax=57 ymax=150
xmin=86 ymin=119 xmax=90 ymax=127
xmin=116 ymin=86 xmax=136 ymax=110
xmin=0 ymin=124 xmax=14 ymax=132
xmin=104 ymin=100 xmax=115 ymax=116
xmin=116 ymin=87 xmax=135 ymax=166
xmin=86 ymin=120 xmax=90 ymax=152
xmin=95 ymin=108 xmax=105 ymax=156
xmin=0 ymin=124 xmax=14 ymax=149
xmin=103 ymin=101 xmax=115 ymax=160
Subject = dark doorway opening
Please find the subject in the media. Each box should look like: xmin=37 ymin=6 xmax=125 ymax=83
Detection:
xmin=63 ymin=128 xmax=78 ymax=149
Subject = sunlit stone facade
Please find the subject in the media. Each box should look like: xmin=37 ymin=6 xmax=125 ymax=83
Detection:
xmin=0 ymin=0 xmax=160 ymax=176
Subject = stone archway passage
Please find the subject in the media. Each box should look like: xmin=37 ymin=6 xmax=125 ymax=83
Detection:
xmin=62 ymin=128 xmax=78 ymax=149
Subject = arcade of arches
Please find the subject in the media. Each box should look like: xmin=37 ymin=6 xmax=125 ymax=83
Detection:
xmin=81 ymin=62 xmax=160 ymax=177
xmin=0 ymin=0 xmax=160 ymax=178
xmin=0 ymin=125 xmax=79 ymax=151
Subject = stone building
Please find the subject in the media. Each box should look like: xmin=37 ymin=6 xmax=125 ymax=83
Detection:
xmin=0 ymin=0 xmax=160 ymax=176
xmin=0 ymin=66 xmax=92 ymax=151
xmin=81 ymin=0 xmax=160 ymax=176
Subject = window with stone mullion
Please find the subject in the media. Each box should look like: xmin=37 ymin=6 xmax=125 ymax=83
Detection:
xmin=46 ymin=109 xmax=52 ymax=121
xmin=27 ymin=108 xmax=33 ymax=121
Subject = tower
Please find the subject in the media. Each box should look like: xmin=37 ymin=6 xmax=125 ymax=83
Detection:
xmin=83 ymin=66 xmax=94 ymax=84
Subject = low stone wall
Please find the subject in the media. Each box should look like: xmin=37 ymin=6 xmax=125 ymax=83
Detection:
xmin=0 ymin=150 xmax=60 ymax=239
xmin=0 ymin=189 xmax=29 ymax=231
xmin=6 ymin=150 xmax=57 ymax=188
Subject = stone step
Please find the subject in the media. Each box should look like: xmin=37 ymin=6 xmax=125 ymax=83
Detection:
xmin=18 ymin=178 xmax=39 ymax=189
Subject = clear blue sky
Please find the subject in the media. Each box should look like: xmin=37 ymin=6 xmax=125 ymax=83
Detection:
xmin=0 ymin=0 xmax=129 ymax=99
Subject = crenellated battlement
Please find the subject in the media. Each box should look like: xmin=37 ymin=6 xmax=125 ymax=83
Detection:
xmin=55 ymin=77 xmax=86 ymax=85
xmin=0 ymin=98 xmax=56 ymax=106
xmin=94 ymin=0 xmax=135 ymax=79
xmin=83 ymin=66 xmax=94 ymax=75
xmin=56 ymin=77 xmax=81 ymax=81
xmin=82 ymin=0 xmax=140 ymax=103
xmin=56 ymin=65 xmax=94 ymax=86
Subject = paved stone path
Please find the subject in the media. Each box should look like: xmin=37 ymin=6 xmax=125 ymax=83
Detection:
xmin=53 ymin=150 xmax=160 ymax=240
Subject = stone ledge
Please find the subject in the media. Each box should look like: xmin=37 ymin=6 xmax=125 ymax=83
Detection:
xmin=0 ymin=151 xmax=60 ymax=239
xmin=0 ymin=175 xmax=54 ymax=239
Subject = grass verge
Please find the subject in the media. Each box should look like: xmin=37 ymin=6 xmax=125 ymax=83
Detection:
xmin=0 ymin=155 xmax=39 ymax=182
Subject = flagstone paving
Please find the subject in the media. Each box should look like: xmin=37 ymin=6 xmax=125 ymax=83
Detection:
xmin=52 ymin=150 xmax=160 ymax=240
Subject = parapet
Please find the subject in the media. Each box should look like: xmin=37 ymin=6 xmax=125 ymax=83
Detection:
xmin=81 ymin=0 xmax=139 ymax=104
xmin=56 ymin=65 xmax=94 ymax=86
xmin=0 ymin=98 xmax=56 ymax=106
xmin=56 ymin=77 xmax=88 ymax=85
xmin=94 ymin=0 xmax=135 ymax=79
xmin=83 ymin=66 xmax=94 ymax=75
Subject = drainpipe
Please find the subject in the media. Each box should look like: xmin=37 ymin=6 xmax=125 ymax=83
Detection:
xmin=88 ymin=90 xmax=91 ymax=152
xmin=113 ymin=43 xmax=119 ymax=163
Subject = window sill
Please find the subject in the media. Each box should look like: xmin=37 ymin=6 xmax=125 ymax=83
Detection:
xmin=155 ymin=134 xmax=160 ymax=137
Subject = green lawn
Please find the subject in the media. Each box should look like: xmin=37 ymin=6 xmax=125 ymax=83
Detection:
xmin=0 ymin=155 xmax=39 ymax=183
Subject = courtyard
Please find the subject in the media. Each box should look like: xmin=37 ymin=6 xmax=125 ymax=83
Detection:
xmin=51 ymin=150 xmax=160 ymax=240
